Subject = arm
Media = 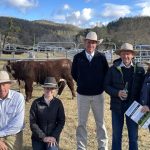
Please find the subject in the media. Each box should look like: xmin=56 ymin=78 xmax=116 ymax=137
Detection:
xmin=141 ymin=75 xmax=150 ymax=112
xmin=0 ymin=94 xmax=25 ymax=137
xmin=71 ymin=55 xmax=78 ymax=82
xmin=51 ymin=101 xmax=65 ymax=139
xmin=102 ymin=54 xmax=109 ymax=76
xmin=104 ymin=67 xmax=120 ymax=97
xmin=30 ymin=101 xmax=46 ymax=140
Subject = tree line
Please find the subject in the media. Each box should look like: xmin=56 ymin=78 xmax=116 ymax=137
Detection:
xmin=0 ymin=16 xmax=150 ymax=49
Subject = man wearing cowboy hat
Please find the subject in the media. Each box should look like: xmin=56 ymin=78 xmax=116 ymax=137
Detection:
xmin=105 ymin=43 xmax=145 ymax=150
xmin=71 ymin=31 xmax=108 ymax=150
xmin=0 ymin=70 xmax=25 ymax=150
xmin=140 ymin=61 xmax=150 ymax=131
xmin=30 ymin=77 xmax=65 ymax=150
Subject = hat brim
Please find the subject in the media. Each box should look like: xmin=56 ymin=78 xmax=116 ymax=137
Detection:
xmin=42 ymin=84 xmax=58 ymax=89
xmin=115 ymin=49 xmax=137 ymax=55
xmin=84 ymin=38 xmax=103 ymax=45
xmin=0 ymin=80 xmax=16 ymax=84
xmin=143 ymin=61 xmax=150 ymax=66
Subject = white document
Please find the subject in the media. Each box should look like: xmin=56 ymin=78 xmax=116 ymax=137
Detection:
xmin=125 ymin=101 xmax=150 ymax=129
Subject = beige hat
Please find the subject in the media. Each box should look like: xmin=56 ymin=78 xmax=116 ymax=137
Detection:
xmin=115 ymin=43 xmax=137 ymax=55
xmin=42 ymin=77 xmax=58 ymax=89
xmin=144 ymin=61 xmax=150 ymax=66
xmin=85 ymin=31 xmax=103 ymax=44
xmin=0 ymin=70 xmax=15 ymax=84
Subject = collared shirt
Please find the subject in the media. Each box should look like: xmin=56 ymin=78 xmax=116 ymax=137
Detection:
xmin=44 ymin=97 xmax=53 ymax=106
xmin=120 ymin=61 xmax=133 ymax=68
xmin=85 ymin=51 xmax=95 ymax=62
xmin=0 ymin=90 xmax=25 ymax=137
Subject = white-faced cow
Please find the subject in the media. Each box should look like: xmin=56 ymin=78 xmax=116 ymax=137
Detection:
xmin=5 ymin=59 xmax=76 ymax=102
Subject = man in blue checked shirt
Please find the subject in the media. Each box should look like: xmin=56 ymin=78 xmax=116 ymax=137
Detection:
xmin=0 ymin=71 xmax=25 ymax=150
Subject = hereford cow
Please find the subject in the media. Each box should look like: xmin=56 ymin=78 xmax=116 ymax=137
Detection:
xmin=5 ymin=59 xmax=76 ymax=101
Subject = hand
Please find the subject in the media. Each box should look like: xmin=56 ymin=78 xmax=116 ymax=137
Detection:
xmin=0 ymin=140 xmax=8 ymax=150
xmin=43 ymin=136 xmax=57 ymax=146
xmin=118 ymin=90 xmax=128 ymax=100
xmin=141 ymin=105 xmax=150 ymax=113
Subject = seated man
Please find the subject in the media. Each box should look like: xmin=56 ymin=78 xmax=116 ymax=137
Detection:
xmin=0 ymin=71 xmax=25 ymax=150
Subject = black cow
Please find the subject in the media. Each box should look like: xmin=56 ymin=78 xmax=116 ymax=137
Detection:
xmin=5 ymin=59 xmax=76 ymax=101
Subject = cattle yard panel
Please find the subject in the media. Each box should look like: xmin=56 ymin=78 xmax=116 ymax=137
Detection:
xmin=0 ymin=43 xmax=150 ymax=67
xmin=33 ymin=42 xmax=76 ymax=52
xmin=134 ymin=50 xmax=150 ymax=63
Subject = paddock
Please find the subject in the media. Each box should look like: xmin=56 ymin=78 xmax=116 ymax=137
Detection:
xmin=0 ymin=51 xmax=149 ymax=150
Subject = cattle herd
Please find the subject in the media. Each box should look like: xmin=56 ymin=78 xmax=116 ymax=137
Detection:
xmin=4 ymin=59 xmax=76 ymax=101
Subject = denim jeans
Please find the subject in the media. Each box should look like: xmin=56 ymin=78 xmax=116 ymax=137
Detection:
xmin=32 ymin=139 xmax=59 ymax=150
xmin=111 ymin=103 xmax=138 ymax=150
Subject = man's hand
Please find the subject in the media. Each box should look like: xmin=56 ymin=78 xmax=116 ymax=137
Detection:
xmin=118 ymin=90 xmax=128 ymax=100
xmin=141 ymin=105 xmax=150 ymax=113
xmin=0 ymin=140 xmax=8 ymax=150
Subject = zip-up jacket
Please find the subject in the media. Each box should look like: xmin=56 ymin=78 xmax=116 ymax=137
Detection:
xmin=140 ymin=72 xmax=150 ymax=108
xmin=30 ymin=96 xmax=65 ymax=142
xmin=104 ymin=58 xmax=145 ymax=112
xmin=71 ymin=50 xmax=109 ymax=95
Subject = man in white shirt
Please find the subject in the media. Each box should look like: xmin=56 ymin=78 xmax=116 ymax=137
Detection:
xmin=0 ymin=71 xmax=25 ymax=150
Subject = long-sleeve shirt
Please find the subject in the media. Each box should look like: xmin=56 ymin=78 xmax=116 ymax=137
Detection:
xmin=0 ymin=90 xmax=25 ymax=137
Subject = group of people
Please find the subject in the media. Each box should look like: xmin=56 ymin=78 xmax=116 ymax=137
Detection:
xmin=0 ymin=72 xmax=65 ymax=150
xmin=0 ymin=31 xmax=149 ymax=150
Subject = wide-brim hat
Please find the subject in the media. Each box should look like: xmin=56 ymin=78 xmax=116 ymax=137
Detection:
xmin=42 ymin=77 xmax=58 ymax=89
xmin=144 ymin=61 xmax=150 ymax=66
xmin=0 ymin=70 xmax=15 ymax=84
xmin=84 ymin=31 xmax=103 ymax=45
xmin=115 ymin=43 xmax=137 ymax=55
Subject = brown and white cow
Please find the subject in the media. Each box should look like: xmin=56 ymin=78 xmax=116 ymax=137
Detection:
xmin=5 ymin=59 xmax=76 ymax=101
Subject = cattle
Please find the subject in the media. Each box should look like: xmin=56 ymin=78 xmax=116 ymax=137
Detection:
xmin=5 ymin=59 xmax=76 ymax=102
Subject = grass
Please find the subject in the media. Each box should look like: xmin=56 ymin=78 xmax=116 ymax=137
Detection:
xmin=0 ymin=53 xmax=149 ymax=150
xmin=22 ymin=86 xmax=150 ymax=150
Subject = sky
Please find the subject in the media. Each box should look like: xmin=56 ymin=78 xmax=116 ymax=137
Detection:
xmin=0 ymin=0 xmax=150 ymax=28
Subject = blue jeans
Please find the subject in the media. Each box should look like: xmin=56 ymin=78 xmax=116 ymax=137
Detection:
xmin=32 ymin=139 xmax=59 ymax=150
xmin=111 ymin=103 xmax=138 ymax=150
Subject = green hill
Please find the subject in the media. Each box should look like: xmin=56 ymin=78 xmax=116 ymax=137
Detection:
xmin=0 ymin=17 xmax=81 ymax=46
xmin=0 ymin=16 xmax=150 ymax=47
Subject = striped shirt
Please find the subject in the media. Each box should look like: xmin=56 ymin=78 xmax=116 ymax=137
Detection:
xmin=0 ymin=90 xmax=25 ymax=137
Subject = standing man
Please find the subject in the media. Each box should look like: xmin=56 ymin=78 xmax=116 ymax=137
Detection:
xmin=140 ymin=61 xmax=150 ymax=131
xmin=71 ymin=31 xmax=108 ymax=150
xmin=105 ymin=43 xmax=145 ymax=150
xmin=0 ymin=70 xmax=25 ymax=150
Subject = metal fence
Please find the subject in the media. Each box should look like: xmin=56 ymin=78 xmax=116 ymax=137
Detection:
xmin=0 ymin=43 xmax=150 ymax=66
